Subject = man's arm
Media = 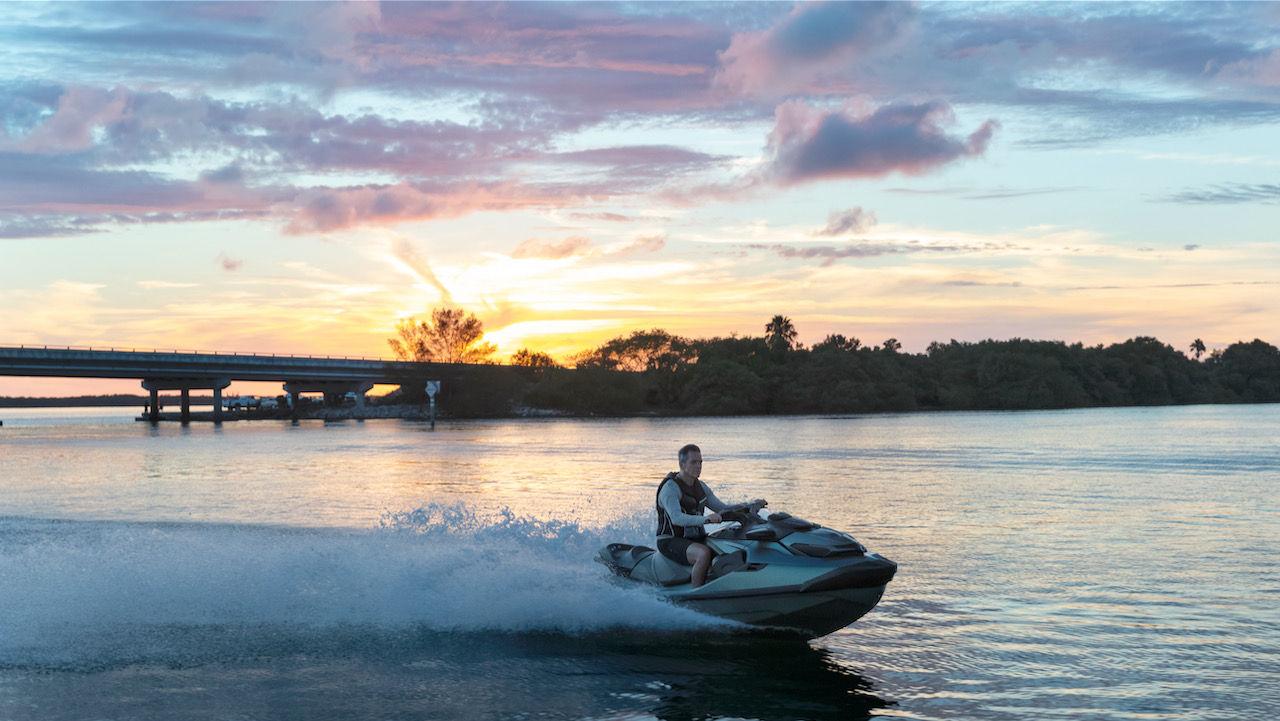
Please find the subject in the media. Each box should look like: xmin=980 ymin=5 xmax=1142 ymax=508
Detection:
xmin=658 ymin=481 xmax=712 ymax=528
xmin=700 ymin=482 xmax=729 ymax=512
xmin=701 ymin=483 xmax=767 ymax=514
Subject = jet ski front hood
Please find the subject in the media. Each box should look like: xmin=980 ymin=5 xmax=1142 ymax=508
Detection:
xmin=671 ymin=513 xmax=897 ymax=601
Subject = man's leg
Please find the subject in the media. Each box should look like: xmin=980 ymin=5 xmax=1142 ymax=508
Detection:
xmin=687 ymin=542 xmax=713 ymax=588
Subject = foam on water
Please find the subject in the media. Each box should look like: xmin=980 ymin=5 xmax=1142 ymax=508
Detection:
xmin=0 ymin=506 xmax=725 ymax=668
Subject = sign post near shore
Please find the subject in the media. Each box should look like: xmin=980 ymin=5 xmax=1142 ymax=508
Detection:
xmin=426 ymin=380 xmax=440 ymax=430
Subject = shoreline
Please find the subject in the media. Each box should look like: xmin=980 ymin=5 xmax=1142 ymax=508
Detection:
xmin=128 ymin=404 xmax=572 ymax=423
xmin=2 ymin=400 xmax=1275 ymax=426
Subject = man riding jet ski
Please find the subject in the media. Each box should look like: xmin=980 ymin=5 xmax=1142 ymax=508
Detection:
xmin=596 ymin=444 xmax=897 ymax=639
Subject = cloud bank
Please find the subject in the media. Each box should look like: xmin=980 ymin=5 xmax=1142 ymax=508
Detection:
xmin=3 ymin=0 xmax=1280 ymax=243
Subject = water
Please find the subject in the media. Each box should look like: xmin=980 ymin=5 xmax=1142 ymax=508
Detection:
xmin=0 ymin=405 xmax=1276 ymax=720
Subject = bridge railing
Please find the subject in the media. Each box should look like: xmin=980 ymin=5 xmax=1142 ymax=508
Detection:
xmin=2 ymin=344 xmax=394 ymax=363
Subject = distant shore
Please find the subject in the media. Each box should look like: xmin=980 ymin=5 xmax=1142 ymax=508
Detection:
xmin=0 ymin=394 xmax=214 ymax=408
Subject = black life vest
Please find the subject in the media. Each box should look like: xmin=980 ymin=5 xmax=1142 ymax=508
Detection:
xmin=655 ymin=471 xmax=707 ymax=540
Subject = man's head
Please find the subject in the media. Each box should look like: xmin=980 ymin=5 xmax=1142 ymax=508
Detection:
xmin=678 ymin=443 xmax=702 ymax=481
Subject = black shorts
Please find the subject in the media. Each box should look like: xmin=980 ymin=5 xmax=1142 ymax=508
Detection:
xmin=657 ymin=536 xmax=700 ymax=565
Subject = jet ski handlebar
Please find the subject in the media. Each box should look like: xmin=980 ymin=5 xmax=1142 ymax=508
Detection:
xmin=717 ymin=498 xmax=768 ymax=524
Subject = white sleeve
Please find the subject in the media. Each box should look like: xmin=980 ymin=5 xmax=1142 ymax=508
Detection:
xmin=658 ymin=481 xmax=709 ymax=528
xmin=700 ymin=482 xmax=729 ymax=513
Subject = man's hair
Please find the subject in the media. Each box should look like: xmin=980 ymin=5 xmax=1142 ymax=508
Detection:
xmin=678 ymin=443 xmax=701 ymax=464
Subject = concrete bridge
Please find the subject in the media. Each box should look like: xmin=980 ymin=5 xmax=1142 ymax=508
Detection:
xmin=0 ymin=345 xmax=452 ymax=422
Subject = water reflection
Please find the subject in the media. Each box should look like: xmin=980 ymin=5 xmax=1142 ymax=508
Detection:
xmin=507 ymin=629 xmax=892 ymax=721
xmin=5 ymin=627 xmax=891 ymax=721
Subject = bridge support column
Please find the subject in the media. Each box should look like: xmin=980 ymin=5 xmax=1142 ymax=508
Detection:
xmin=142 ymin=377 xmax=231 ymax=423
xmin=284 ymin=380 xmax=375 ymax=417
xmin=212 ymin=387 xmax=223 ymax=423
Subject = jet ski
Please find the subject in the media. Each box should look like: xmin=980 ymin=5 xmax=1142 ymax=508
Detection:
xmin=597 ymin=504 xmax=896 ymax=638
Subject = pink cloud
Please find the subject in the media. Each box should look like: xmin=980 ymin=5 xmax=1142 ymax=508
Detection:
xmin=16 ymin=86 xmax=129 ymax=153
xmin=1218 ymin=48 xmax=1280 ymax=87
xmin=618 ymin=234 xmax=666 ymax=254
xmin=217 ymin=252 xmax=245 ymax=272
xmin=511 ymin=235 xmax=595 ymax=260
xmin=716 ymin=1 xmax=914 ymax=97
xmin=761 ymin=99 xmax=999 ymax=185
xmin=357 ymin=3 xmax=727 ymax=113
xmin=284 ymin=181 xmax=561 ymax=235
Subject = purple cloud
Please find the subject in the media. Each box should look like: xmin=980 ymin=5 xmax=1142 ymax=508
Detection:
xmin=1162 ymin=183 xmax=1280 ymax=205
xmin=552 ymin=145 xmax=726 ymax=180
xmin=0 ymin=210 xmax=269 ymax=239
xmin=0 ymin=150 xmax=241 ymax=211
xmin=0 ymin=214 xmax=99 ymax=239
xmin=744 ymin=241 xmax=951 ymax=266
xmin=817 ymin=207 xmax=877 ymax=236
xmin=217 ymin=252 xmax=244 ymax=272
xmin=716 ymin=2 xmax=915 ymax=96
xmin=761 ymin=100 xmax=999 ymax=186
xmin=746 ymin=237 xmax=1024 ymax=266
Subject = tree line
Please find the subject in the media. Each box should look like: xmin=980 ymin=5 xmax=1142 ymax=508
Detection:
xmin=389 ymin=309 xmax=1280 ymax=417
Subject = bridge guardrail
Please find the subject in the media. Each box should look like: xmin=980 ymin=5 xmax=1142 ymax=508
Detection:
xmin=2 ymin=344 xmax=393 ymax=363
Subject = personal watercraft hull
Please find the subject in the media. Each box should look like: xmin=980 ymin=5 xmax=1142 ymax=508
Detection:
xmin=674 ymin=577 xmax=889 ymax=639
xmin=598 ymin=512 xmax=897 ymax=639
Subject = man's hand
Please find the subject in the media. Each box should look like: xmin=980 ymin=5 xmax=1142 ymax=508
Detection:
xmin=706 ymin=512 xmax=723 ymax=523
xmin=751 ymin=498 xmax=768 ymax=509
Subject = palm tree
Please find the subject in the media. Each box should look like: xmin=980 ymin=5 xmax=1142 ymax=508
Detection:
xmin=765 ymin=315 xmax=798 ymax=352
xmin=1190 ymin=338 xmax=1206 ymax=360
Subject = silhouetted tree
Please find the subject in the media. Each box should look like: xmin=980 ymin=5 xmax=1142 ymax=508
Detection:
xmin=1190 ymin=338 xmax=1206 ymax=360
xmin=1212 ymin=339 xmax=1280 ymax=402
xmin=389 ymin=307 xmax=496 ymax=363
xmin=813 ymin=334 xmax=862 ymax=353
xmin=765 ymin=315 xmax=798 ymax=353
xmin=510 ymin=348 xmax=558 ymax=368
xmin=576 ymin=329 xmax=693 ymax=373
xmin=881 ymin=338 xmax=902 ymax=353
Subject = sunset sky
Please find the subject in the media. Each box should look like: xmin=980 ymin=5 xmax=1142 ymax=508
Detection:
xmin=3 ymin=1 xmax=1279 ymax=395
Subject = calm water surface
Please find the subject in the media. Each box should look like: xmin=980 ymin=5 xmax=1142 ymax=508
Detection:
xmin=1 ymin=405 xmax=1276 ymax=720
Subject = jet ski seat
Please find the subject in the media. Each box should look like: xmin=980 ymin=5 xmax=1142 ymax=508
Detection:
xmin=616 ymin=545 xmax=749 ymax=587
xmin=649 ymin=549 xmax=693 ymax=586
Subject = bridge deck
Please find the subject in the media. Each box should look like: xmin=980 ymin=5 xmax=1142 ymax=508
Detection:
xmin=0 ymin=346 xmax=452 ymax=384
